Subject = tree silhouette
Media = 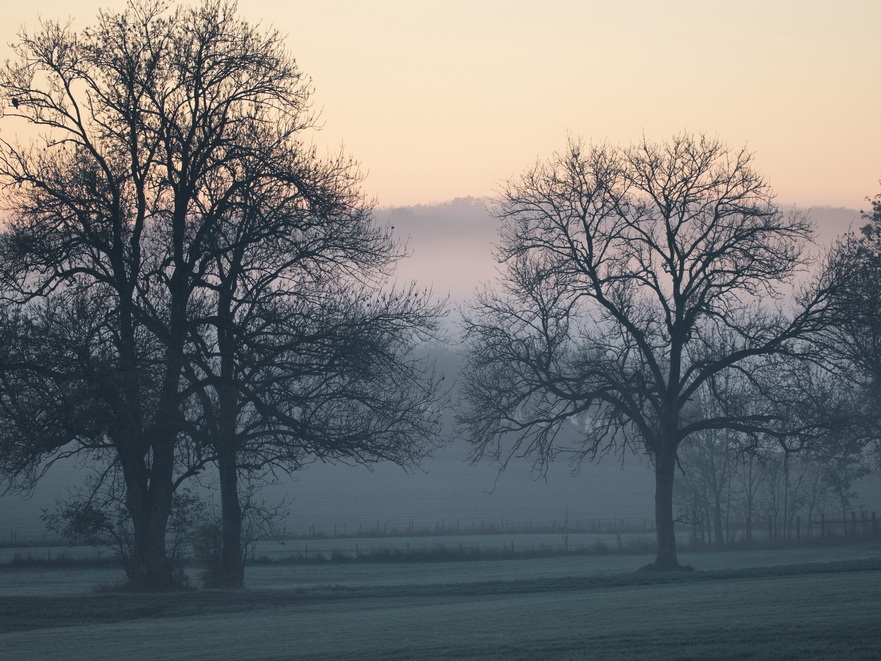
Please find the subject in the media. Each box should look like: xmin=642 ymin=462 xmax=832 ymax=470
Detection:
xmin=0 ymin=0 xmax=443 ymax=589
xmin=459 ymin=134 xmax=831 ymax=569
xmin=818 ymin=184 xmax=881 ymax=464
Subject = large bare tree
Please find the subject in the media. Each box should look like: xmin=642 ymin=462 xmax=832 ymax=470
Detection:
xmin=0 ymin=0 xmax=442 ymax=589
xmin=459 ymin=134 xmax=830 ymax=569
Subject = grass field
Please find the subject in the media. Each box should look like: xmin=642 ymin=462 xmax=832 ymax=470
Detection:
xmin=2 ymin=545 xmax=880 ymax=659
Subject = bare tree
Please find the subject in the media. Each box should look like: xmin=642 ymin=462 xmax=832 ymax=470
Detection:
xmin=459 ymin=134 xmax=830 ymax=570
xmin=819 ymin=185 xmax=881 ymax=460
xmin=674 ymin=373 xmax=753 ymax=547
xmin=186 ymin=194 xmax=444 ymax=586
xmin=816 ymin=434 xmax=872 ymax=533
xmin=732 ymin=447 xmax=769 ymax=543
xmin=0 ymin=0 xmax=442 ymax=589
xmin=167 ymin=43 xmax=444 ymax=589
xmin=675 ymin=426 xmax=739 ymax=548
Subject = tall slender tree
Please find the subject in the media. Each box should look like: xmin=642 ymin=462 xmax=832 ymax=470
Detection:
xmin=184 ymin=147 xmax=443 ymax=587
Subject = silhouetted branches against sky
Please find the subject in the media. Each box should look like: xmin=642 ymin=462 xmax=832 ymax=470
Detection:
xmin=459 ymin=133 xmax=838 ymax=570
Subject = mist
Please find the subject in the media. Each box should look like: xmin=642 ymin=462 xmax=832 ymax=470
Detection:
xmin=2 ymin=199 xmax=877 ymax=541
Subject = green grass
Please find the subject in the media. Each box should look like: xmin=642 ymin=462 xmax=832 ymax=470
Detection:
xmin=1 ymin=554 xmax=880 ymax=659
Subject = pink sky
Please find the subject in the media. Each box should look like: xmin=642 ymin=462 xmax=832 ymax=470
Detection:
xmin=2 ymin=1 xmax=879 ymax=210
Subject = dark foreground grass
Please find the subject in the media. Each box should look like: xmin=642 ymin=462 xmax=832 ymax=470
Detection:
xmin=2 ymin=557 xmax=880 ymax=659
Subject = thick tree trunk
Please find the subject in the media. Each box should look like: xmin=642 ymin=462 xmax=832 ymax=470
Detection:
xmin=649 ymin=445 xmax=683 ymax=570
xmin=115 ymin=299 xmax=179 ymax=590
xmin=124 ymin=471 xmax=176 ymax=590
xmin=129 ymin=501 xmax=175 ymax=590
xmin=217 ymin=445 xmax=245 ymax=589
xmin=121 ymin=228 xmax=189 ymax=591
xmin=214 ymin=283 xmax=245 ymax=589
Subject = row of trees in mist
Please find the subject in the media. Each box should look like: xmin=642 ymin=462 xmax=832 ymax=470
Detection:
xmin=1 ymin=0 xmax=879 ymax=588
xmin=675 ymin=430 xmax=872 ymax=547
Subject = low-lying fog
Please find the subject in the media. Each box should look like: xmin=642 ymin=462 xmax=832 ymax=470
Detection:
xmin=2 ymin=200 xmax=878 ymax=542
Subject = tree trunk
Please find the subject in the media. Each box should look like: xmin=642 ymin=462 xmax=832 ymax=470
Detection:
xmin=214 ymin=283 xmax=245 ymax=589
xmin=130 ymin=506 xmax=174 ymax=590
xmin=115 ymin=301 xmax=178 ymax=590
xmin=649 ymin=445 xmax=682 ymax=570
xmin=217 ymin=444 xmax=244 ymax=589
xmin=116 ymin=234 xmax=190 ymax=591
xmin=125 ymin=476 xmax=176 ymax=590
xmin=713 ymin=492 xmax=725 ymax=549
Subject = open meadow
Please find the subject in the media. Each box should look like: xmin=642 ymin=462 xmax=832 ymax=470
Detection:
xmin=2 ymin=543 xmax=880 ymax=659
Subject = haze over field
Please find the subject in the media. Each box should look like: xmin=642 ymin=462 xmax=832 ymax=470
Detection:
xmin=2 ymin=199 xmax=880 ymax=541
xmin=384 ymin=200 xmax=867 ymax=305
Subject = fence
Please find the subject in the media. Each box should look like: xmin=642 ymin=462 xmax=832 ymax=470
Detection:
xmin=687 ymin=510 xmax=879 ymax=545
xmin=285 ymin=516 xmax=656 ymax=541
xmin=4 ymin=509 xmax=878 ymax=561
xmin=248 ymin=529 xmax=657 ymax=563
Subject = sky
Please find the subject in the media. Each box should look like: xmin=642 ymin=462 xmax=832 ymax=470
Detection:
xmin=1 ymin=0 xmax=879 ymax=210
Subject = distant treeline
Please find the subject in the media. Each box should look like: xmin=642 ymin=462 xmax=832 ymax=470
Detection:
xmin=675 ymin=434 xmax=877 ymax=547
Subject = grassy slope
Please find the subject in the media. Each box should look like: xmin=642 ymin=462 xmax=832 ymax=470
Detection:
xmin=2 ymin=558 xmax=881 ymax=659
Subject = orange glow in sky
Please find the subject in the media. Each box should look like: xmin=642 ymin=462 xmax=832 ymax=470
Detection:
xmin=2 ymin=0 xmax=879 ymax=209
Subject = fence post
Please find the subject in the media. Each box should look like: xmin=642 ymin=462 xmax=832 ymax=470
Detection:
xmin=873 ymin=512 xmax=878 ymax=536
xmin=852 ymin=511 xmax=857 ymax=538
xmin=796 ymin=516 xmax=800 ymax=541
xmin=862 ymin=510 xmax=868 ymax=537
xmin=820 ymin=513 xmax=825 ymax=539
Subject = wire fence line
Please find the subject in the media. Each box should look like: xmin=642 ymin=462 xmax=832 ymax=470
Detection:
xmin=2 ymin=507 xmax=878 ymax=568
xmin=686 ymin=510 xmax=880 ymax=546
